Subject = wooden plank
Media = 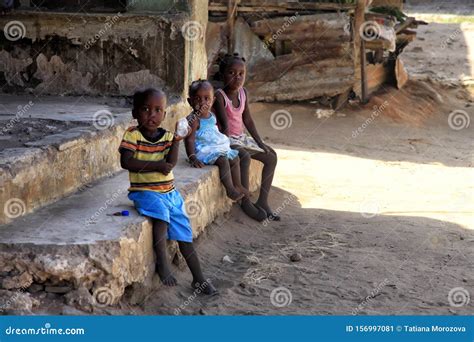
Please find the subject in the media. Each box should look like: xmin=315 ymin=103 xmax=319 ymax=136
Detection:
xmin=209 ymin=4 xmax=290 ymax=13
xmin=352 ymin=0 xmax=366 ymax=98
xmin=208 ymin=2 xmax=356 ymax=12
xmin=360 ymin=38 xmax=368 ymax=103
xmin=365 ymin=63 xmax=391 ymax=94
xmin=248 ymin=54 xmax=354 ymax=83
xmin=370 ymin=0 xmax=403 ymax=9
xmin=226 ymin=0 xmax=239 ymax=53
xmin=395 ymin=57 xmax=408 ymax=89
xmin=251 ymin=13 xmax=347 ymax=33
xmin=365 ymin=39 xmax=391 ymax=50
xmin=395 ymin=17 xmax=415 ymax=33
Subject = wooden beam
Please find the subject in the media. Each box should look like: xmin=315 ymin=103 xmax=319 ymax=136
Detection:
xmin=360 ymin=38 xmax=368 ymax=104
xmin=226 ymin=0 xmax=240 ymax=53
xmin=209 ymin=2 xmax=356 ymax=12
xmin=352 ymin=0 xmax=366 ymax=99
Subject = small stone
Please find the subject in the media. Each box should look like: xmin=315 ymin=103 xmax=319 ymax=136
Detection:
xmin=2 ymin=272 xmax=33 ymax=290
xmin=45 ymin=286 xmax=72 ymax=294
xmin=27 ymin=284 xmax=44 ymax=293
xmin=0 ymin=289 xmax=39 ymax=312
xmin=289 ymin=253 xmax=302 ymax=262
xmin=222 ymin=255 xmax=233 ymax=263
xmin=239 ymin=282 xmax=246 ymax=289
xmin=64 ymin=287 xmax=94 ymax=313
xmin=246 ymin=255 xmax=260 ymax=265
xmin=199 ymin=308 xmax=206 ymax=315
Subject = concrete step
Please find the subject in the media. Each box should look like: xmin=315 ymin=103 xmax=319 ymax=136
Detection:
xmin=0 ymin=150 xmax=262 ymax=311
xmin=0 ymin=95 xmax=188 ymax=224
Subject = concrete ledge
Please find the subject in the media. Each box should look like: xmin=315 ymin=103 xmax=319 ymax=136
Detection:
xmin=0 ymin=100 xmax=188 ymax=225
xmin=0 ymin=151 xmax=262 ymax=310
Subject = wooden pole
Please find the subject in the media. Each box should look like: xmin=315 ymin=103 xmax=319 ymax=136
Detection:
xmin=353 ymin=0 xmax=367 ymax=99
xmin=226 ymin=0 xmax=239 ymax=53
xmin=360 ymin=38 xmax=368 ymax=103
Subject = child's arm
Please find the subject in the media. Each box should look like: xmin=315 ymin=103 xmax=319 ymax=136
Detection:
xmin=120 ymin=150 xmax=173 ymax=175
xmin=242 ymin=89 xmax=270 ymax=153
xmin=166 ymin=137 xmax=180 ymax=168
xmin=212 ymin=92 xmax=230 ymax=136
xmin=184 ymin=116 xmax=204 ymax=168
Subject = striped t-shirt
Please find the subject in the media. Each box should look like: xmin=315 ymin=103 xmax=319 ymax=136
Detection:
xmin=119 ymin=126 xmax=175 ymax=193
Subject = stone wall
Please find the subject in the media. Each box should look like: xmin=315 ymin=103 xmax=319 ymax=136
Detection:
xmin=0 ymin=0 xmax=208 ymax=98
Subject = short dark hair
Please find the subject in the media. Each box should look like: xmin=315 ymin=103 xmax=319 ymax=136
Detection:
xmin=188 ymin=79 xmax=214 ymax=97
xmin=132 ymin=88 xmax=166 ymax=110
xmin=218 ymin=53 xmax=246 ymax=75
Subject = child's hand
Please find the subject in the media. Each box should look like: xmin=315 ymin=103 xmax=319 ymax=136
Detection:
xmin=189 ymin=156 xmax=204 ymax=168
xmin=158 ymin=162 xmax=174 ymax=175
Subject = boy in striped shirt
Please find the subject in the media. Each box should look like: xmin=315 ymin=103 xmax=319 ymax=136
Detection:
xmin=119 ymin=88 xmax=217 ymax=295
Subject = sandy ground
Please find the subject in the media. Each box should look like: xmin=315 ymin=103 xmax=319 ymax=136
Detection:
xmin=403 ymin=6 xmax=474 ymax=83
xmin=93 ymin=78 xmax=472 ymax=316
xmin=23 ymin=8 xmax=474 ymax=316
xmin=97 ymin=11 xmax=474 ymax=316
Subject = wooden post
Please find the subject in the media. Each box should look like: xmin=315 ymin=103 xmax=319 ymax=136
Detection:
xmin=360 ymin=38 xmax=368 ymax=103
xmin=353 ymin=0 xmax=367 ymax=99
xmin=226 ymin=0 xmax=239 ymax=53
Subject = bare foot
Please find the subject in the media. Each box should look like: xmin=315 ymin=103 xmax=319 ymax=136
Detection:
xmin=241 ymin=199 xmax=267 ymax=222
xmin=227 ymin=190 xmax=244 ymax=202
xmin=192 ymin=280 xmax=218 ymax=296
xmin=237 ymin=186 xmax=251 ymax=198
xmin=156 ymin=264 xmax=177 ymax=286
xmin=256 ymin=203 xmax=281 ymax=221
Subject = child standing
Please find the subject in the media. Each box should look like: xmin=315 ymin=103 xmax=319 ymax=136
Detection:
xmin=184 ymin=80 xmax=250 ymax=201
xmin=119 ymin=88 xmax=217 ymax=295
xmin=213 ymin=53 xmax=279 ymax=221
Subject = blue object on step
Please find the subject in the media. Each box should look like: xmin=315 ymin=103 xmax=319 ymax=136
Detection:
xmin=121 ymin=210 xmax=129 ymax=216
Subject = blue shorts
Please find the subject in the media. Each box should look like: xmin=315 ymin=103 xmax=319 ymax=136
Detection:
xmin=128 ymin=190 xmax=193 ymax=243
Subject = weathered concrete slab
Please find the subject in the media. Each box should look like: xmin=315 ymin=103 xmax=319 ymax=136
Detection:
xmin=0 ymin=95 xmax=188 ymax=224
xmin=0 ymin=149 xmax=262 ymax=310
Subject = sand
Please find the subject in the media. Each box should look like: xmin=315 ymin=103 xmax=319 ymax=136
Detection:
xmin=96 ymin=77 xmax=472 ymax=316
xmin=38 ymin=8 xmax=474 ymax=316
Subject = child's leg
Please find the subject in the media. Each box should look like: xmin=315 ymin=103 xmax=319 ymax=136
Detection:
xmin=237 ymin=148 xmax=251 ymax=190
xmin=252 ymin=147 xmax=278 ymax=215
xmin=178 ymin=241 xmax=217 ymax=295
xmin=229 ymin=156 xmax=251 ymax=197
xmin=214 ymin=156 xmax=244 ymax=201
xmin=153 ymin=219 xmax=177 ymax=286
